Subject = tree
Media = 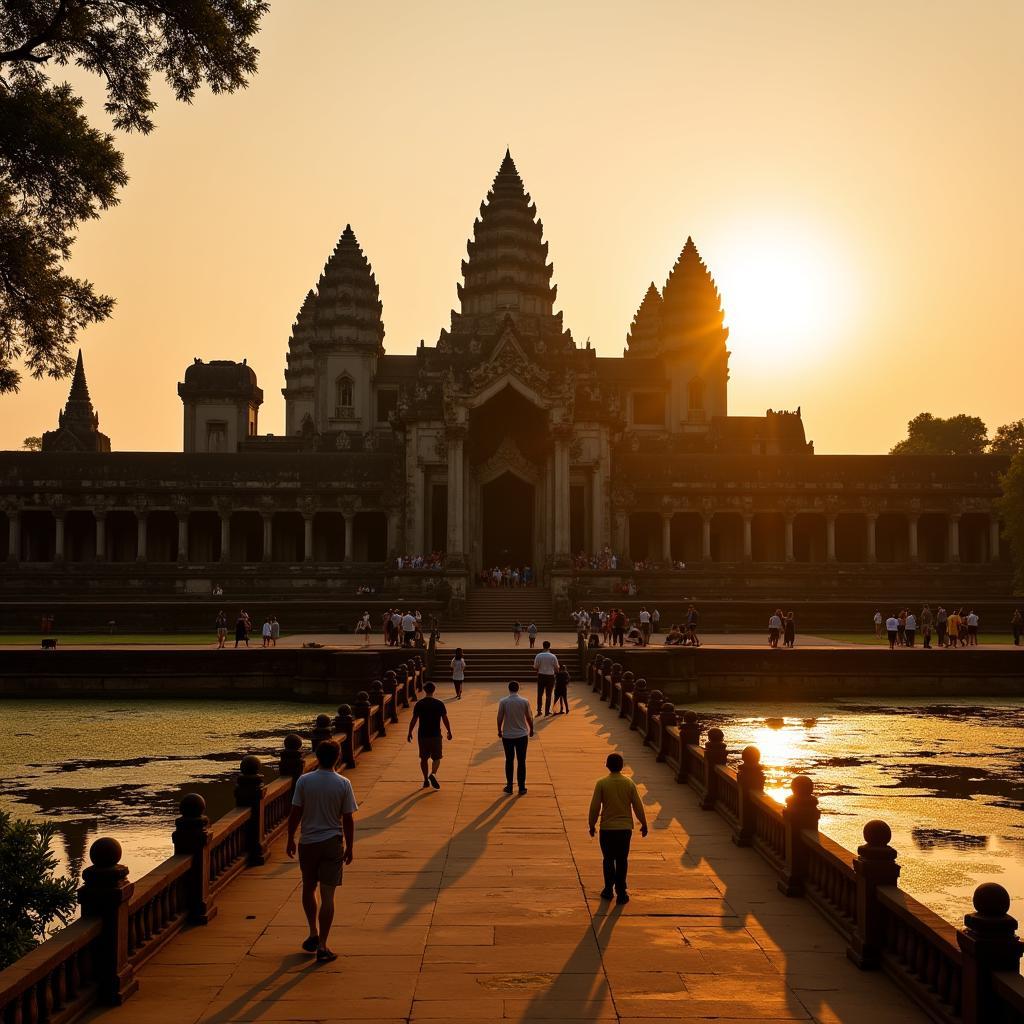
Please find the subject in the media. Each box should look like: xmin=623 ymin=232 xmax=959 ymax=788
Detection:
xmin=0 ymin=1 xmax=269 ymax=394
xmin=890 ymin=412 xmax=989 ymax=456
xmin=989 ymin=419 xmax=1024 ymax=456
xmin=0 ymin=811 xmax=78 ymax=969
xmin=997 ymin=451 xmax=1024 ymax=591
xmin=22 ymin=435 xmax=41 ymax=450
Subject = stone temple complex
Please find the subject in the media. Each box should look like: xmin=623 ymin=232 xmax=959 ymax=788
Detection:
xmin=0 ymin=151 xmax=1012 ymax=629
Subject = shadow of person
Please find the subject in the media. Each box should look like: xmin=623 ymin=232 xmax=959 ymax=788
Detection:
xmin=198 ymin=953 xmax=315 ymax=1024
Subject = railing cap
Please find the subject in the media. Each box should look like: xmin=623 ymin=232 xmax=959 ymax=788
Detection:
xmin=89 ymin=836 xmax=123 ymax=869
xmin=239 ymin=754 xmax=263 ymax=776
xmin=741 ymin=745 xmax=761 ymax=765
xmin=283 ymin=733 xmax=302 ymax=752
xmin=973 ymin=882 xmax=1011 ymax=918
xmin=314 ymin=713 xmax=332 ymax=728
xmin=179 ymin=793 xmax=206 ymax=818
xmin=862 ymin=819 xmax=892 ymax=847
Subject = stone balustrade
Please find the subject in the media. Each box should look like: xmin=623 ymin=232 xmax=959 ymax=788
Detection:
xmin=0 ymin=658 xmax=425 ymax=1024
xmin=588 ymin=653 xmax=1024 ymax=1023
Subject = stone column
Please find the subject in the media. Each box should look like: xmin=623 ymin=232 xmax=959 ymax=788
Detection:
xmin=989 ymin=515 xmax=1001 ymax=562
xmin=136 ymin=511 xmax=148 ymax=562
xmin=865 ymin=513 xmax=877 ymax=564
xmin=176 ymin=513 xmax=189 ymax=564
xmin=742 ymin=513 xmax=753 ymax=562
xmin=592 ymin=467 xmax=604 ymax=552
xmin=661 ymin=513 xmax=673 ymax=563
xmin=53 ymin=511 xmax=65 ymax=562
xmin=387 ymin=508 xmax=401 ymax=558
xmin=446 ymin=428 xmax=465 ymax=559
xmin=95 ymin=511 xmax=107 ymax=561
xmin=701 ymin=512 xmax=712 ymax=561
xmin=343 ymin=513 xmax=355 ymax=562
xmin=261 ymin=513 xmax=273 ymax=562
xmin=614 ymin=509 xmax=628 ymax=560
xmin=303 ymin=514 xmax=314 ymax=563
xmin=219 ymin=512 xmax=231 ymax=562
xmin=784 ymin=513 xmax=795 ymax=562
xmin=908 ymin=514 xmax=919 ymax=562
xmin=948 ymin=513 xmax=961 ymax=563
xmin=7 ymin=510 xmax=20 ymax=563
xmin=413 ymin=463 xmax=426 ymax=556
xmin=825 ymin=514 xmax=837 ymax=563
xmin=552 ymin=430 xmax=571 ymax=558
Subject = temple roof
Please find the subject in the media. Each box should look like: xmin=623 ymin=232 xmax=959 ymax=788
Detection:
xmin=660 ymin=236 xmax=729 ymax=353
xmin=41 ymin=350 xmax=111 ymax=453
xmin=625 ymin=283 xmax=662 ymax=356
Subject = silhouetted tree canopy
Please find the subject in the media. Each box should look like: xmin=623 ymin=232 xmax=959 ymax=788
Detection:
xmin=0 ymin=1 xmax=269 ymax=394
xmin=21 ymin=435 xmax=41 ymax=450
xmin=989 ymin=419 xmax=1024 ymax=456
xmin=997 ymin=451 xmax=1024 ymax=591
xmin=889 ymin=413 xmax=989 ymax=456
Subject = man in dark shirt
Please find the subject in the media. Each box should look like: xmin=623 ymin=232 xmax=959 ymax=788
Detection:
xmin=407 ymin=682 xmax=452 ymax=790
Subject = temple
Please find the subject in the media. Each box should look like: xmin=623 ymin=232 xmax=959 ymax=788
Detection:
xmin=0 ymin=151 xmax=1011 ymax=627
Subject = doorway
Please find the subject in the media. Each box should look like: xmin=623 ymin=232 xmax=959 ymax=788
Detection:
xmin=481 ymin=472 xmax=534 ymax=567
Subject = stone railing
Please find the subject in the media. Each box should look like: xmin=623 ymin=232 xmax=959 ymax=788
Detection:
xmin=588 ymin=653 xmax=1024 ymax=1024
xmin=0 ymin=659 xmax=424 ymax=1024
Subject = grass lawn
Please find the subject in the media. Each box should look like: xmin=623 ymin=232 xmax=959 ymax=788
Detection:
xmin=0 ymin=633 xmax=217 ymax=646
xmin=820 ymin=632 xmax=1018 ymax=646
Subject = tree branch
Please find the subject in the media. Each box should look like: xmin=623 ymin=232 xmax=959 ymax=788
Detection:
xmin=0 ymin=0 xmax=73 ymax=66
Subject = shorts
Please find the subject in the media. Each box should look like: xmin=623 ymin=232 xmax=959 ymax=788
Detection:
xmin=418 ymin=735 xmax=443 ymax=761
xmin=217 ymin=628 xmax=226 ymax=639
xmin=298 ymin=836 xmax=343 ymax=886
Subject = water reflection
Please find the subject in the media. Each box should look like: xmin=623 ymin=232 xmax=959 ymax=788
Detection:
xmin=691 ymin=698 xmax=1024 ymax=927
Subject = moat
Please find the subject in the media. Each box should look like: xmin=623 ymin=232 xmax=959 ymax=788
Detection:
xmin=2 ymin=695 xmax=1022 ymax=927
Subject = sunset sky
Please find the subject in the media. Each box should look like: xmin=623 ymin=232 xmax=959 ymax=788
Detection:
xmin=4 ymin=0 xmax=1022 ymax=453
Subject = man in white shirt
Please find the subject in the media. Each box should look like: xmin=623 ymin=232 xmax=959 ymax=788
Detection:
xmin=390 ymin=610 xmax=402 ymax=647
xmin=885 ymin=614 xmax=899 ymax=650
xmin=497 ymin=681 xmax=535 ymax=795
xmin=905 ymin=612 xmax=917 ymax=648
xmin=533 ymin=640 xmax=560 ymax=716
xmin=287 ymin=739 xmax=358 ymax=963
xmin=967 ymin=610 xmax=980 ymax=646
xmin=401 ymin=610 xmax=416 ymax=647
xmin=638 ymin=607 xmax=651 ymax=646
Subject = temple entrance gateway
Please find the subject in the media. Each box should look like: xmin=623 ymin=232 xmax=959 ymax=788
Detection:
xmin=481 ymin=472 xmax=534 ymax=569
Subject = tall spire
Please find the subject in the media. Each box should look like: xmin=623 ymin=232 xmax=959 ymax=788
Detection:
xmin=456 ymin=149 xmax=558 ymax=319
xmin=41 ymin=350 xmax=111 ymax=452
xmin=660 ymin=237 xmax=728 ymax=352
xmin=625 ymin=283 xmax=662 ymax=356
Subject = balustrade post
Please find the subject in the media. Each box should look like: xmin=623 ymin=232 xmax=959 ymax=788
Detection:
xmin=353 ymin=691 xmax=373 ymax=750
xmin=334 ymin=705 xmax=357 ymax=768
xmin=278 ymin=734 xmax=305 ymax=783
xmin=678 ymin=710 xmax=701 ymax=783
xmin=172 ymin=794 xmax=217 ymax=924
xmin=385 ymin=669 xmax=405 ymax=709
xmin=848 ymin=820 xmax=899 ymax=969
xmin=606 ymin=663 xmax=622 ymax=704
xmin=779 ymin=775 xmax=820 ymax=896
xmin=734 ymin=746 xmax=766 ymax=847
xmin=656 ymin=704 xmax=678 ymax=763
xmin=591 ymin=656 xmax=605 ymax=692
xmin=78 ymin=838 xmax=138 ymax=1005
xmin=312 ymin=713 xmax=334 ymax=749
xmin=369 ymin=683 xmax=387 ymax=737
xmin=643 ymin=690 xmax=664 ymax=747
xmin=700 ymin=728 xmax=727 ymax=809
xmin=630 ymin=678 xmax=648 ymax=730
xmin=617 ymin=670 xmax=634 ymax=716
xmin=958 ymin=883 xmax=1024 ymax=1024
xmin=234 ymin=755 xmax=269 ymax=866
xmin=381 ymin=676 xmax=400 ymax=723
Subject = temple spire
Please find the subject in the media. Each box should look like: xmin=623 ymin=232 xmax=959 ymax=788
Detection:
xmin=625 ymin=283 xmax=662 ymax=356
xmin=659 ymin=236 xmax=729 ymax=356
xmin=41 ymin=349 xmax=111 ymax=452
xmin=67 ymin=349 xmax=90 ymax=403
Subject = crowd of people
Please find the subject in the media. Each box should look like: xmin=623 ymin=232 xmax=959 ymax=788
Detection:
xmin=214 ymin=610 xmax=280 ymax=649
xmin=767 ymin=609 xmax=796 ymax=648
xmin=478 ymin=565 xmax=536 ymax=587
xmin=573 ymin=548 xmax=620 ymax=570
xmin=873 ymin=606 xmax=986 ymax=649
xmin=568 ymin=605 xmax=704 ymax=648
xmin=394 ymin=553 xmax=444 ymax=569
xmin=377 ymin=608 xmax=431 ymax=648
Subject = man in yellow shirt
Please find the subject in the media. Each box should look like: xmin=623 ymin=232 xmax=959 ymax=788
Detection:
xmin=588 ymin=753 xmax=648 ymax=905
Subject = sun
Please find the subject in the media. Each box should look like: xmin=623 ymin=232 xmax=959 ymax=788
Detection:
xmin=711 ymin=218 xmax=858 ymax=367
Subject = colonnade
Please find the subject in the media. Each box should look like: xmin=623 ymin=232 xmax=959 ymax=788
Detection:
xmin=1 ymin=504 xmax=402 ymax=565
xmin=625 ymin=507 xmax=1003 ymax=565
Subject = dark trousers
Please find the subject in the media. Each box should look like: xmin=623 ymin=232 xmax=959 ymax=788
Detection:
xmin=536 ymin=676 xmax=554 ymax=714
xmin=599 ymin=829 xmax=632 ymax=895
xmin=502 ymin=736 xmax=528 ymax=789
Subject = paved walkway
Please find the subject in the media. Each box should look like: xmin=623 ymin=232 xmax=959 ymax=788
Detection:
xmin=84 ymin=684 xmax=928 ymax=1023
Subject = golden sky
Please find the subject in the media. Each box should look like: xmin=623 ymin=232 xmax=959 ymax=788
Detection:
xmin=4 ymin=0 xmax=1022 ymax=453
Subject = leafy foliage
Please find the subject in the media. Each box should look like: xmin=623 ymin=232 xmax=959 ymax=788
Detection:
xmin=890 ymin=412 xmax=989 ymax=456
xmin=0 ymin=811 xmax=77 ymax=969
xmin=997 ymin=451 xmax=1024 ymax=591
xmin=989 ymin=419 xmax=1024 ymax=456
xmin=0 ymin=1 xmax=269 ymax=394
xmin=22 ymin=435 xmax=41 ymax=450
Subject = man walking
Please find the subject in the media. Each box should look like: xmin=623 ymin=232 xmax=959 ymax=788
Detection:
xmin=401 ymin=609 xmax=417 ymax=648
xmin=588 ymin=752 xmax=648 ymax=905
xmin=533 ymin=640 xmax=559 ymax=716
xmin=497 ymin=681 xmax=534 ymax=794
xmin=638 ymin=606 xmax=651 ymax=646
xmin=407 ymin=682 xmax=452 ymax=789
xmin=286 ymin=739 xmax=357 ymax=963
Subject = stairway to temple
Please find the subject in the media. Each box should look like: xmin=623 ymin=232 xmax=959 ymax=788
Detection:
xmin=431 ymin=645 xmax=583 ymax=686
xmin=460 ymin=586 xmax=561 ymax=631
